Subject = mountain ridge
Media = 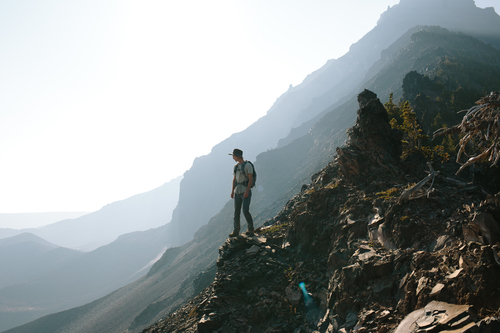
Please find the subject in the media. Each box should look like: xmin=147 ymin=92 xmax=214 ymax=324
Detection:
xmin=0 ymin=223 xmax=176 ymax=331
xmin=0 ymin=212 xmax=88 ymax=230
xmin=0 ymin=175 xmax=182 ymax=251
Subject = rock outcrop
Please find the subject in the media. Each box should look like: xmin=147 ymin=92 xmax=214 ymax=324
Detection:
xmin=335 ymin=89 xmax=403 ymax=186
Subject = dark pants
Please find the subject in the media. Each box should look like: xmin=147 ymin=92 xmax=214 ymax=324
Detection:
xmin=233 ymin=191 xmax=253 ymax=232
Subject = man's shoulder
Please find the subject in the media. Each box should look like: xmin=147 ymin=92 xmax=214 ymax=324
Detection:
xmin=243 ymin=161 xmax=253 ymax=173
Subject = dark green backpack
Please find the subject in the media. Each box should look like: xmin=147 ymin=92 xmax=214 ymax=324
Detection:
xmin=234 ymin=161 xmax=257 ymax=188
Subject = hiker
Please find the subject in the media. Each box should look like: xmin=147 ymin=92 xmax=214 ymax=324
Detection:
xmin=229 ymin=148 xmax=254 ymax=237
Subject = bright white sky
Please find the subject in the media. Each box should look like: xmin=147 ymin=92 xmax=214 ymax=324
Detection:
xmin=0 ymin=0 xmax=498 ymax=214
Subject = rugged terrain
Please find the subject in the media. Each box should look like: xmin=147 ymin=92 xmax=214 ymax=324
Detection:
xmin=142 ymin=91 xmax=500 ymax=332
xmin=4 ymin=2 xmax=500 ymax=332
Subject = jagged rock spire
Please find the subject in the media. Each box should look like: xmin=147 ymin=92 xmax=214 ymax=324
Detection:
xmin=335 ymin=90 xmax=402 ymax=184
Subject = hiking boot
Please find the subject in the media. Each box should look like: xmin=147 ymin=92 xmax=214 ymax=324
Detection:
xmin=245 ymin=229 xmax=254 ymax=236
xmin=229 ymin=230 xmax=240 ymax=237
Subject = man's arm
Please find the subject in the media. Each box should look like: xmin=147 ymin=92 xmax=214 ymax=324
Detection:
xmin=244 ymin=173 xmax=253 ymax=198
xmin=231 ymin=175 xmax=236 ymax=198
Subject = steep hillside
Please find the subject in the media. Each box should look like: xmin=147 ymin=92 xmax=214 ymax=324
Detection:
xmin=143 ymin=91 xmax=500 ymax=333
xmin=164 ymin=0 xmax=500 ymax=249
xmin=362 ymin=26 xmax=500 ymax=121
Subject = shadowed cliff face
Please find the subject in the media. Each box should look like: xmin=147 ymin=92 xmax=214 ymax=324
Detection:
xmin=143 ymin=91 xmax=500 ymax=333
xmin=334 ymin=89 xmax=403 ymax=186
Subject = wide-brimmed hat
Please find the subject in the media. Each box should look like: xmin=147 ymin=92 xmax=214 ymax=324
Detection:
xmin=229 ymin=148 xmax=243 ymax=158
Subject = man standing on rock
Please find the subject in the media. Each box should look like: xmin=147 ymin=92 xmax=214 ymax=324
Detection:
xmin=229 ymin=148 xmax=254 ymax=237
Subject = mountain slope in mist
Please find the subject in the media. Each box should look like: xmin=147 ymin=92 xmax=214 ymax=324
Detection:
xmin=0 ymin=233 xmax=82 ymax=289
xmin=0 ymin=224 xmax=175 ymax=332
xmin=0 ymin=212 xmax=87 ymax=230
xmin=0 ymin=176 xmax=181 ymax=251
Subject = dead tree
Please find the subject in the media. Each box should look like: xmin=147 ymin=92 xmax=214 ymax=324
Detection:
xmin=398 ymin=162 xmax=439 ymax=203
xmin=433 ymin=91 xmax=500 ymax=174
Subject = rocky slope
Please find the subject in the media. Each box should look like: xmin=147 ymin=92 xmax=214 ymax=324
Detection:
xmin=163 ymin=0 xmax=500 ymax=250
xmin=142 ymin=90 xmax=500 ymax=332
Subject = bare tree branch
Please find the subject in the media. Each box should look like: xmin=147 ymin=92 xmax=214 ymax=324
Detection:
xmin=433 ymin=91 xmax=500 ymax=174
xmin=398 ymin=162 xmax=440 ymax=203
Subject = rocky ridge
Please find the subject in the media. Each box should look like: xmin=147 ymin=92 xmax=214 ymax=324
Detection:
xmin=143 ymin=91 xmax=500 ymax=333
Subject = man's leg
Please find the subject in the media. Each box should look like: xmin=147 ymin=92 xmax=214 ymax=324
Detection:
xmin=242 ymin=191 xmax=254 ymax=233
xmin=231 ymin=193 xmax=242 ymax=236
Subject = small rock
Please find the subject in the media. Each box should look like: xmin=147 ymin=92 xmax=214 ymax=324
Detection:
xmin=430 ymin=283 xmax=444 ymax=295
xmin=285 ymin=286 xmax=302 ymax=306
xmin=394 ymin=301 xmax=473 ymax=333
xmin=416 ymin=277 xmax=428 ymax=295
xmin=430 ymin=235 xmax=453 ymax=252
xmin=246 ymin=245 xmax=260 ymax=255
xmin=198 ymin=314 xmax=222 ymax=332
xmin=345 ymin=311 xmax=358 ymax=330
xmin=446 ymin=268 xmax=462 ymax=279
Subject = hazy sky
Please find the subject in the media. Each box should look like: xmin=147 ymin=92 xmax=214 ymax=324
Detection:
xmin=0 ymin=1 xmax=498 ymax=215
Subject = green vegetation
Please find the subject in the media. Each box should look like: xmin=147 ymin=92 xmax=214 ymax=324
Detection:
xmin=325 ymin=181 xmax=340 ymax=189
xmin=376 ymin=187 xmax=399 ymax=200
xmin=188 ymin=306 xmax=198 ymax=318
xmin=284 ymin=266 xmax=293 ymax=281
xmin=386 ymin=93 xmax=450 ymax=163
xmin=261 ymin=222 xmax=289 ymax=235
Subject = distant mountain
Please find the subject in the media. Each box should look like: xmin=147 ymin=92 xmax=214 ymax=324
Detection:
xmin=0 ymin=212 xmax=88 ymax=230
xmin=0 ymin=228 xmax=25 ymax=240
xmin=0 ymin=176 xmax=182 ymax=251
xmin=0 ymin=225 xmax=172 ymax=332
xmin=0 ymin=233 xmax=82 ymax=289
xmin=0 ymin=177 xmax=182 ymax=331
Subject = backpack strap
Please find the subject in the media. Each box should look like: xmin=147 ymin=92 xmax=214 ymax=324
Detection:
xmin=235 ymin=161 xmax=249 ymax=187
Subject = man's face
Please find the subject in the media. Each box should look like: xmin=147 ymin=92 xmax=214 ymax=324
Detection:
xmin=232 ymin=155 xmax=238 ymax=162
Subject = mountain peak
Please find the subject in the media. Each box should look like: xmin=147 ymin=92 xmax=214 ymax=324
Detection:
xmin=0 ymin=232 xmax=58 ymax=249
xmin=375 ymin=0 xmax=500 ymax=49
